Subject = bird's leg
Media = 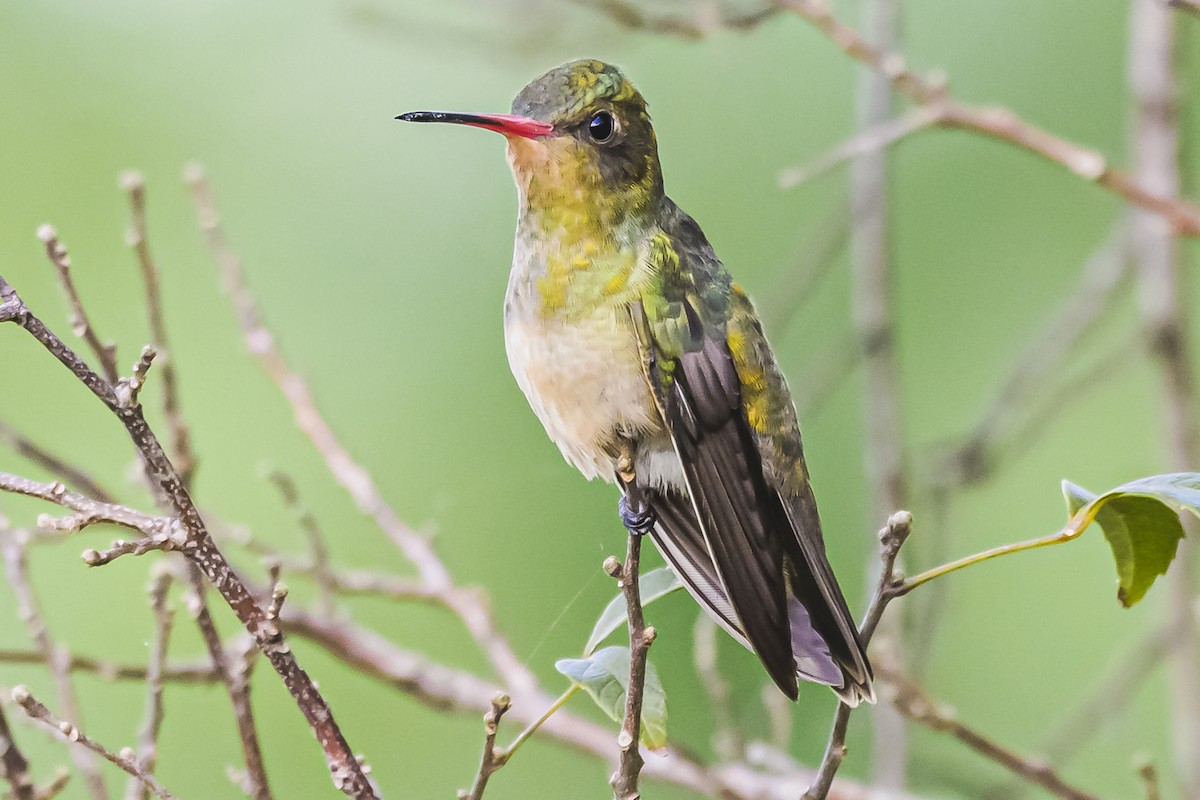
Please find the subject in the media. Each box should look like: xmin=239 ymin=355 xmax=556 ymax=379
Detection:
xmin=615 ymin=444 xmax=656 ymax=537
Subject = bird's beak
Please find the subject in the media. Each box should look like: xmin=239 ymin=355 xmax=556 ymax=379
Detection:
xmin=396 ymin=111 xmax=554 ymax=140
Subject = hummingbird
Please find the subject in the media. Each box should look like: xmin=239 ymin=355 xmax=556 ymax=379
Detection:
xmin=399 ymin=59 xmax=873 ymax=705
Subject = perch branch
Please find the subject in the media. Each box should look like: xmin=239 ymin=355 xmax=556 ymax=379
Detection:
xmin=803 ymin=510 xmax=911 ymax=799
xmin=459 ymin=692 xmax=511 ymax=800
xmin=608 ymin=534 xmax=654 ymax=800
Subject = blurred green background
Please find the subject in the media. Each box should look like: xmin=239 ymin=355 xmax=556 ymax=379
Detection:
xmin=1 ymin=0 xmax=1196 ymax=797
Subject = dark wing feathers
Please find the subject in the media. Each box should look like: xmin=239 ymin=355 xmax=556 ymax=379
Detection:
xmin=630 ymin=197 xmax=873 ymax=704
xmin=662 ymin=332 xmax=798 ymax=698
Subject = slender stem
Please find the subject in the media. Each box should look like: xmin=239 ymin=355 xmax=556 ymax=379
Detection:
xmin=610 ymin=528 xmax=650 ymax=800
xmin=898 ymin=526 xmax=1080 ymax=596
xmin=460 ymin=692 xmax=511 ymax=800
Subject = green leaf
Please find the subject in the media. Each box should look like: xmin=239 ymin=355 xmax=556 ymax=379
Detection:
xmin=555 ymin=646 xmax=668 ymax=750
xmin=583 ymin=567 xmax=683 ymax=656
xmin=1062 ymin=473 xmax=1199 ymax=607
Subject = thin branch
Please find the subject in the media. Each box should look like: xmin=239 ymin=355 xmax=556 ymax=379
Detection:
xmin=571 ymin=0 xmax=780 ymax=39
xmin=36 ymin=225 xmax=119 ymax=385
xmin=0 ymin=274 xmax=376 ymax=799
xmin=775 ymin=0 xmax=1200 ymax=235
xmin=0 ymin=530 xmax=108 ymax=800
xmin=1137 ymin=759 xmax=1161 ymax=800
xmin=122 ymin=173 xmax=196 ymax=487
xmin=458 ymin=692 xmax=511 ymax=800
xmin=126 ymin=568 xmax=174 ymax=800
xmin=0 ymin=421 xmax=115 ymax=503
xmin=0 ymin=702 xmax=35 ymax=800
xmin=880 ymin=667 xmax=1099 ymax=800
xmin=608 ymin=534 xmax=653 ymax=800
xmin=803 ymin=510 xmax=911 ymax=800
xmin=10 ymin=687 xmax=175 ymax=800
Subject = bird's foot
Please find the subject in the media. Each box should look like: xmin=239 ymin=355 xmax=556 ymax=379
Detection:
xmin=619 ymin=495 xmax=656 ymax=537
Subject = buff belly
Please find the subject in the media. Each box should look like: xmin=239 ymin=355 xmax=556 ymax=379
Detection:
xmin=504 ymin=306 xmax=683 ymax=490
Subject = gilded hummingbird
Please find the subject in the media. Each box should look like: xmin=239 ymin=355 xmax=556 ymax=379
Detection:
xmin=399 ymin=59 xmax=873 ymax=704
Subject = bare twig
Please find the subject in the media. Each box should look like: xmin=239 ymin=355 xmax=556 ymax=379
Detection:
xmin=127 ymin=569 xmax=175 ymax=800
xmin=608 ymin=536 xmax=653 ymax=800
xmin=0 ymin=421 xmax=115 ymax=503
xmin=0 ymin=275 xmax=376 ymax=799
xmin=775 ymin=0 xmax=1200 ymax=235
xmin=11 ymin=687 xmax=175 ymax=800
xmin=122 ymin=173 xmax=196 ymax=487
xmin=804 ymin=510 xmax=911 ymax=799
xmin=880 ymin=667 xmax=1098 ymax=800
xmin=0 ymin=702 xmax=35 ymax=800
xmin=1127 ymin=2 xmax=1200 ymax=794
xmin=459 ymin=692 xmax=511 ymax=800
xmin=1 ymin=530 xmax=108 ymax=800
xmin=572 ymin=0 xmax=779 ymax=39
xmin=36 ymin=225 xmax=119 ymax=384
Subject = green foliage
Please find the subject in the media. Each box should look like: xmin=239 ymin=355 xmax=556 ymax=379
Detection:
xmin=584 ymin=567 xmax=683 ymax=655
xmin=1062 ymin=473 xmax=1200 ymax=607
xmin=555 ymin=646 xmax=668 ymax=750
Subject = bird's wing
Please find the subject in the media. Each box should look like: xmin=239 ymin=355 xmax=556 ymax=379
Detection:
xmin=630 ymin=201 xmax=798 ymax=698
xmin=629 ymin=197 xmax=872 ymax=704
xmin=724 ymin=284 xmax=874 ymax=704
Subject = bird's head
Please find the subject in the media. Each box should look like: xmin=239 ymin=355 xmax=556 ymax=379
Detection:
xmin=400 ymin=60 xmax=664 ymax=228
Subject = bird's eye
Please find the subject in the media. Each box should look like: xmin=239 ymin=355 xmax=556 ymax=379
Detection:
xmin=587 ymin=111 xmax=617 ymax=144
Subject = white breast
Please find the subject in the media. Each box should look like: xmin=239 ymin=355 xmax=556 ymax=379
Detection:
xmin=504 ymin=307 xmax=658 ymax=482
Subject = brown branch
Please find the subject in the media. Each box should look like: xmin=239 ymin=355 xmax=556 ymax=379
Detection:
xmin=36 ymin=226 xmax=119 ymax=384
xmin=776 ymin=0 xmax=1200 ymax=235
xmin=803 ymin=510 xmax=911 ymax=799
xmin=572 ymin=0 xmax=779 ymax=39
xmin=0 ymin=275 xmax=376 ymax=799
xmin=607 ymin=533 xmax=653 ymax=800
xmin=879 ymin=667 xmax=1099 ymax=800
xmin=459 ymin=692 xmax=511 ymax=800
xmin=0 ymin=421 xmax=116 ymax=503
xmin=0 ymin=702 xmax=35 ymax=800
xmin=0 ymin=530 xmax=108 ymax=799
xmin=10 ymin=687 xmax=175 ymax=800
